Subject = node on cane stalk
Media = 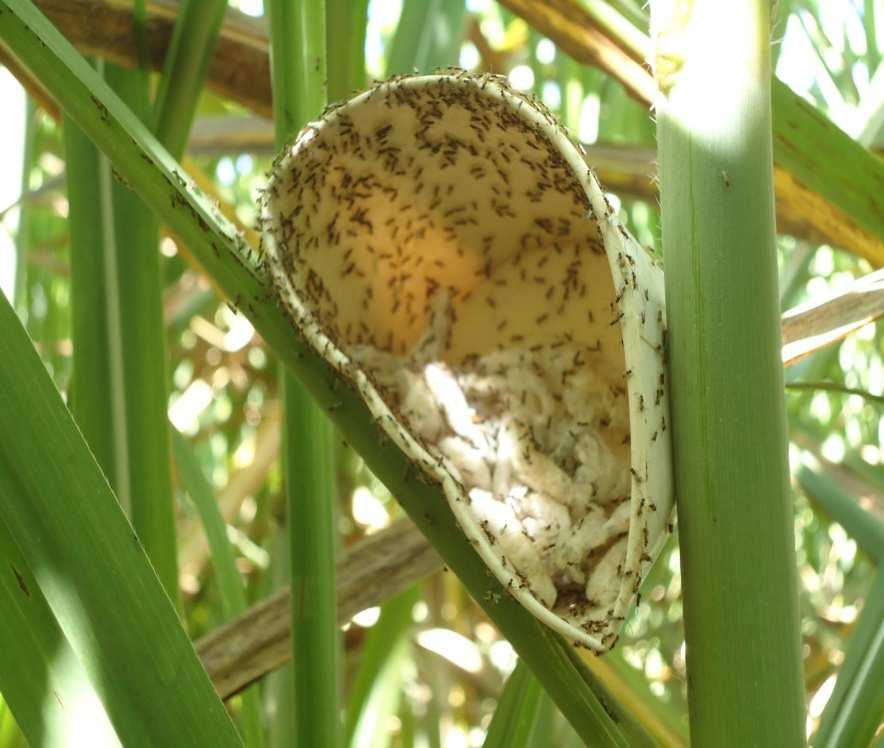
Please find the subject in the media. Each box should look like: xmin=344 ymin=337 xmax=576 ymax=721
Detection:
xmin=260 ymin=72 xmax=674 ymax=651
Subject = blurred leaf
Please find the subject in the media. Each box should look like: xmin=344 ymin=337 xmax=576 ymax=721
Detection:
xmin=345 ymin=587 xmax=420 ymax=747
xmin=386 ymin=0 xmax=467 ymax=75
xmin=172 ymin=430 xmax=264 ymax=747
xmin=813 ymin=571 xmax=884 ymax=748
xmin=0 ymin=517 xmax=119 ymax=746
xmin=0 ymin=287 xmax=240 ymax=745
xmin=484 ymin=660 xmax=545 ymax=748
xmin=796 ymin=462 xmax=884 ymax=564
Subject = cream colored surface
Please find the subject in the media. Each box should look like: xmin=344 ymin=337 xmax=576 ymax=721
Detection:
xmin=261 ymin=73 xmax=673 ymax=650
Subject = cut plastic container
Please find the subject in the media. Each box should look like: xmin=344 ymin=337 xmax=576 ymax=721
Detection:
xmin=260 ymin=72 xmax=674 ymax=651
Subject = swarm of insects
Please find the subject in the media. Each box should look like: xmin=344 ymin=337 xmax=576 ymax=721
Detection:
xmin=260 ymin=71 xmax=673 ymax=651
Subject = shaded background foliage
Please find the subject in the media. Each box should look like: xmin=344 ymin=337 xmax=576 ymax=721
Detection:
xmin=0 ymin=0 xmax=881 ymax=745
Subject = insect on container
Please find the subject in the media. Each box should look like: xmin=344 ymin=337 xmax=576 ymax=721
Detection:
xmin=261 ymin=72 xmax=673 ymax=650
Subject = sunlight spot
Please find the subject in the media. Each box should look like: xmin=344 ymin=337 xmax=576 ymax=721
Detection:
xmin=536 ymin=38 xmax=556 ymax=64
xmin=215 ymin=157 xmax=236 ymax=186
xmin=412 ymin=600 xmax=428 ymax=623
xmin=352 ymin=486 xmax=390 ymax=531
xmin=810 ymin=391 xmax=831 ymax=423
xmin=508 ymin=64 xmax=534 ymax=92
xmin=860 ymin=444 xmax=879 ymax=464
xmin=233 ymin=430 xmax=256 ymax=469
xmin=809 ymin=673 xmax=837 ymax=720
xmin=418 ymin=628 xmax=483 ymax=673
xmin=169 ymin=379 xmax=213 ymax=434
xmin=235 ymin=153 xmax=253 ymax=174
xmin=479 ymin=16 xmax=505 ymax=47
xmin=821 ymin=433 xmax=845 ymax=462
xmin=235 ymin=0 xmax=263 ymax=17
xmin=488 ymin=639 xmax=516 ymax=674
xmin=443 ymin=724 xmax=468 ymax=748
xmin=221 ymin=309 xmax=255 ymax=352
xmin=605 ymin=192 xmax=622 ymax=214
xmin=160 ymin=237 xmax=178 ymax=257
xmin=542 ymin=80 xmax=561 ymax=110
xmin=42 ymin=647 xmax=119 ymax=746
xmin=645 ymin=649 xmax=665 ymax=679
xmin=448 ymin=685 xmax=466 ymax=707
xmin=475 ymin=622 xmax=496 ymax=643
xmin=812 ymin=246 xmax=834 ymax=275
xmin=580 ymin=93 xmax=601 ymax=143
xmin=352 ymin=606 xmax=381 ymax=627
xmin=460 ymin=42 xmax=480 ymax=71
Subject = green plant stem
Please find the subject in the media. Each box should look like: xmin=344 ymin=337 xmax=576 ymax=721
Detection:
xmin=280 ymin=382 xmax=339 ymax=746
xmin=64 ymin=104 xmax=120 ymax=486
xmin=0 ymin=290 xmax=241 ymax=746
xmin=326 ymin=0 xmax=367 ymax=101
xmin=653 ymin=1 xmax=805 ymax=745
xmin=0 ymin=5 xmax=647 ymax=743
xmin=12 ymin=97 xmax=35 ymax=317
xmin=785 ymin=381 xmax=883 ymax=406
xmin=266 ymin=1 xmax=340 ymax=746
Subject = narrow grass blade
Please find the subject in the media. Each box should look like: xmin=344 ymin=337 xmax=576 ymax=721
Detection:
xmin=0 ymin=291 xmax=241 ymax=746
xmin=0 ymin=5 xmax=646 ymax=743
xmin=172 ymin=430 xmax=265 ymax=747
xmin=582 ymin=649 xmax=688 ymax=747
xmin=0 ymin=517 xmax=120 ymax=747
xmin=796 ymin=462 xmax=884 ymax=564
xmin=348 ymin=639 xmax=410 ymax=748
xmin=652 ymin=2 xmax=805 ymax=745
xmin=771 ymin=78 xmax=884 ymax=254
xmin=385 ymin=0 xmax=466 ymax=75
xmin=483 ymin=660 xmax=544 ymax=748
xmin=152 ymin=0 xmax=229 ymax=158
xmin=527 ymin=687 xmax=556 ymax=748
xmin=345 ymin=587 xmax=419 ymax=747
xmin=813 ymin=571 xmax=884 ymax=748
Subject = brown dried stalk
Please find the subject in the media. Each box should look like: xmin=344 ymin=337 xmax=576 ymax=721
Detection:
xmin=196 ymin=518 xmax=442 ymax=699
xmin=781 ymin=269 xmax=884 ymax=366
